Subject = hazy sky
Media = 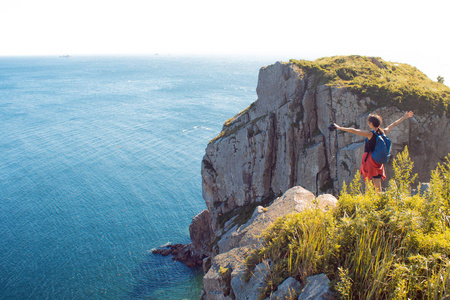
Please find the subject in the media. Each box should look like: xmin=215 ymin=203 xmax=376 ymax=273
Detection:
xmin=1 ymin=0 xmax=448 ymax=82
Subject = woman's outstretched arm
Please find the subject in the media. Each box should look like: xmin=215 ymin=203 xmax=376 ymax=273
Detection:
xmin=333 ymin=124 xmax=373 ymax=138
xmin=384 ymin=111 xmax=414 ymax=134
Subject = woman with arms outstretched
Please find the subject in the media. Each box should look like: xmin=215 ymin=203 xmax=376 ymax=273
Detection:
xmin=334 ymin=111 xmax=414 ymax=192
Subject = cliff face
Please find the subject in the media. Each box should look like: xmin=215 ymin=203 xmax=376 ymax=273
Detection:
xmin=195 ymin=57 xmax=450 ymax=299
xmin=202 ymin=60 xmax=450 ymax=234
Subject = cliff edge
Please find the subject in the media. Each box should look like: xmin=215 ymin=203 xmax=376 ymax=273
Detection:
xmin=192 ymin=55 xmax=450 ymax=299
xmin=202 ymin=56 xmax=449 ymax=236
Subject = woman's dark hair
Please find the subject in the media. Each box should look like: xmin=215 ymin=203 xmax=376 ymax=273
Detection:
xmin=368 ymin=114 xmax=382 ymax=128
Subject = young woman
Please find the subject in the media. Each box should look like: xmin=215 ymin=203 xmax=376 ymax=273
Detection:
xmin=334 ymin=111 xmax=414 ymax=191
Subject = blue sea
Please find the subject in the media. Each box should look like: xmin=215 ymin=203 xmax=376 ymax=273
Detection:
xmin=0 ymin=55 xmax=272 ymax=299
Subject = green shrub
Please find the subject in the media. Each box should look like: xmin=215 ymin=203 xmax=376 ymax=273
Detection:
xmin=244 ymin=149 xmax=450 ymax=299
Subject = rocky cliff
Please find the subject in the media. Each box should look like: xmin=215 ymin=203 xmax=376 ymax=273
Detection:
xmin=192 ymin=56 xmax=450 ymax=299
xmin=202 ymin=57 xmax=450 ymax=235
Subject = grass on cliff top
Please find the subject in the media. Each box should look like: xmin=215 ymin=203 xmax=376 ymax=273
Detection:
xmin=290 ymin=55 xmax=450 ymax=115
xmin=209 ymin=55 xmax=448 ymax=145
xmin=245 ymin=147 xmax=450 ymax=299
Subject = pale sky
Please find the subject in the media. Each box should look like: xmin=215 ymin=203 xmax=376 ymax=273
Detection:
xmin=1 ymin=0 xmax=449 ymax=83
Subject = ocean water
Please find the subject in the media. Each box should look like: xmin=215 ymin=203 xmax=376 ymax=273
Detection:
xmin=0 ymin=55 xmax=272 ymax=299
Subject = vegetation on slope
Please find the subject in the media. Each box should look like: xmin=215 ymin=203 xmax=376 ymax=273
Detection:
xmin=245 ymin=148 xmax=450 ymax=299
xmin=290 ymin=55 xmax=450 ymax=116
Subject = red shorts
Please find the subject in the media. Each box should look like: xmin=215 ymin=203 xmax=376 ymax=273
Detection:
xmin=360 ymin=152 xmax=386 ymax=181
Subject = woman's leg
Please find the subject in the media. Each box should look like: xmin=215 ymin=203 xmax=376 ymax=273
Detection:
xmin=372 ymin=177 xmax=382 ymax=192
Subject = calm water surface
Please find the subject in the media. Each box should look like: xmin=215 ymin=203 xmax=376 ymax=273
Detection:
xmin=0 ymin=55 xmax=273 ymax=299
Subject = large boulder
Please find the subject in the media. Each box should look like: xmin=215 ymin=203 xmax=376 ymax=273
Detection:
xmin=298 ymin=274 xmax=335 ymax=300
xmin=266 ymin=277 xmax=302 ymax=300
xmin=202 ymin=246 xmax=252 ymax=300
xmin=215 ymin=186 xmax=336 ymax=254
xmin=231 ymin=261 xmax=270 ymax=300
xmin=202 ymin=187 xmax=338 ymax=299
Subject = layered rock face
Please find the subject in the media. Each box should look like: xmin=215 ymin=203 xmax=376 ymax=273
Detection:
xmin=202 ymin=61 xmax=450 ymax=233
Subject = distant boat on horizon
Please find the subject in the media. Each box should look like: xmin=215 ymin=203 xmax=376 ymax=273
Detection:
xmin=59 ymin=55 xmax=71 ymax=58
